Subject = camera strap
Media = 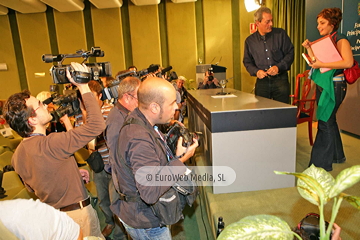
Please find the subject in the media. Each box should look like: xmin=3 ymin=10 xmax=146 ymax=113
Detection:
xmin=112 ymin=117 xmax=172 ymax=201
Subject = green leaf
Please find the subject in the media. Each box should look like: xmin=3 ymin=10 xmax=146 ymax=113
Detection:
xmin=329 ymin=165 xmax=360 ymax=198
xmin=275 ymin=165 xmax=331 ymax=206
xmin=343 ymin=195 xmax=360 ymax=210
xmin=217 ymin=215 xmax=294 ymax=240
xmin=297 ymin=165 xmax=335 ymax=204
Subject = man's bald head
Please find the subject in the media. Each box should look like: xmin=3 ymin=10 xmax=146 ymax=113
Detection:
xmin=138 ymin=77 xmax=175 ymax=110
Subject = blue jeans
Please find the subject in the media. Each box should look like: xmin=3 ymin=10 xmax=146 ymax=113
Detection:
xmin=255 ymin=72 xmax=290 ymax=104
xmin=94 ymin=169 xmax=127 ymax=239
xmin=309 ymin=80 xmax=347 ymax=171
xmin=119 ymin=218 xmax=171 ymax=240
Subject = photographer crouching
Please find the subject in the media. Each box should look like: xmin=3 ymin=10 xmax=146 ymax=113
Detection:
xmin=198 ymin=67 xmax=221 ymax=89
xmin=3 ymin=62 xmax=105 ymax=239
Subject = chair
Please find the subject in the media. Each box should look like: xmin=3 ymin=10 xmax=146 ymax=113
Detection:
xmin=290 ymin=70 xmax=316 ymax=146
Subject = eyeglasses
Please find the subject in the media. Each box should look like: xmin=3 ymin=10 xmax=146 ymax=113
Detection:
xmin=31 ymin=101 xmax=47 ymax=115
xmin=127 ymin=93 xmax=138 ymax=100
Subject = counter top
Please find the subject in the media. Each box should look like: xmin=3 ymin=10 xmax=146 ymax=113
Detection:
xmin=187 ymin=88 xmax=297 ymax=133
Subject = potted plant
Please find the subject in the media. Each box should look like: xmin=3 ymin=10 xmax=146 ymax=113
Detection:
xmin=217 ymin=165 xmax=360 ymax=239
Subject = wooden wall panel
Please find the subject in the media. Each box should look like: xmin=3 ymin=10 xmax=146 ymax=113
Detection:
xmin=128 ymin=4 xmax=161 ymax=70
xmin=0 ymin=15 xmax=21 ymax=99
xmin=91 ymin=6 xmax=126 ymax=74
xmin=16 ymin=12 xmax=53 ymax=96
xmin=53 ymin=11 xmax=87 ymax=60
xmin=166 ymin=1 xmax=197 ymax=83
xmin=1 ymin=0 xmax=295 ymax=100
xmin=203 ymin=0 xmax=233 ymax=88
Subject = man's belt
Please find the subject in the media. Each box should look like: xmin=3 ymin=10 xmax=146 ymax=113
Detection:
xmin=60 ymin=197 xmax=91 ymax=212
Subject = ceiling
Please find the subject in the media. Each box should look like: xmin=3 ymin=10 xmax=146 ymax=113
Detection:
xmin=0 ymin=0 xmax=197 ymax=15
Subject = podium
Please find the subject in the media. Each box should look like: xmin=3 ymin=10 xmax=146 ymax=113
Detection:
xmin=196 ymin=64 xmax=226 ymax=87
xmin=186 ymin=88 xmax=297 ymax=194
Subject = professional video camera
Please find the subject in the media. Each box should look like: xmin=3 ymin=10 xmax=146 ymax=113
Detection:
xmin=101 ymin=65 xmax=163 ymax=101
xmin=165 ymin=122 xmax=202 ymax=157
xmin=168 ymin=71 xmax=178 ymax=82
xmin=44 ymin=90 xmax=81 ymax=122
xmin=42 ymin=47 xmax=111 ymax=84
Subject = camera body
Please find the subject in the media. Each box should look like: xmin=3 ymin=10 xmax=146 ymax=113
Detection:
xmin=42 ymin=47 xmax=111 ymax=84
xmin=165 ymin=122 xmax=201 ymax=157
xmin=101 ymin=65 xmax=160 ymax=101
xmin=168 ymin=71 xmax=178 ymax=82
xmin=49 ymin=62 xmax=111 ymax=84
xmin=208 ymin=67 xmax=214 ymax=81
xmin=50 ymin=91 xmax=81 ymax=122
xmin=297 ymin=213 xmax=332 ymax=239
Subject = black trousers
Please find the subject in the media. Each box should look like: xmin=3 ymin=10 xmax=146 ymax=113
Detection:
xmin=255 ymin=72 xmax=290 ymax=104
xmin=309 ymin=81 xmax=347 ymax=171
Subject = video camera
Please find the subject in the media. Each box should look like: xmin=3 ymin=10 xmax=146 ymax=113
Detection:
xmin=168 ymin=71 xmax=178 ymax=82
xmin=42 ymin=47 xmax=111 ymax=84
xmin=43 ymin=90 xmax=81 ymax=122
xmin=101 ymin=65 xmax=163 ymax=101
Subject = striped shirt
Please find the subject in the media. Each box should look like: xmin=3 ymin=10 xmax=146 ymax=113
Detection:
xmin=75 ymin=102 xmax=113 ymax=165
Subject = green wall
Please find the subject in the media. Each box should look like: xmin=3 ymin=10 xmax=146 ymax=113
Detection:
xmin=0 ymin=0 xmax=278 ymax=99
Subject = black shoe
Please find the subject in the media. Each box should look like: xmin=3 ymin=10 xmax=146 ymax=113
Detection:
xmin=0 ymin=193 xmax=7 ymax=199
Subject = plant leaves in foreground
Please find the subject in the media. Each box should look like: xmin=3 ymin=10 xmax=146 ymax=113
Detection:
xmin=329 ymin=165 xmax=360 ymax=198
xmin=217 ymin=214 xmax=294 ymax=240
xmin=275 ymin=170 xmax=322 ymax=206
xmin=343 ymin=195 xmax=360 ymax=210
xmin=300 ymin=165 xmax=334 ymax=199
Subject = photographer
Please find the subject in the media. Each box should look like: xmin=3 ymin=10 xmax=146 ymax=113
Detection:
xmin=3 ymin=62 xmax=105 ymax=239
xmin=198 ymin=68 xmax=221 ymax=89
xmin=113 ymin=77 xmax=198 ymax=239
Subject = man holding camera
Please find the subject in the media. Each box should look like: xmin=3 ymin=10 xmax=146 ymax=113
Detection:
xmin=198 ymin=68 xmax=221 ymax=89
xmin=112 ymin=77 xmax=198 ymax=239
xmin=3 ymin=62 xmax=105 ymax=239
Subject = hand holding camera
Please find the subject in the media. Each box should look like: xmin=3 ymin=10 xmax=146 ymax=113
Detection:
xmin=176 ymin=136 xmax=198 ymax=163
xmin=65 ymin=62 xmax=91 ymax=94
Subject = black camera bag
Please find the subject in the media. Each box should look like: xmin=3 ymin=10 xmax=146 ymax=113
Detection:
xmin=85 ymin=150 xmax=104 ymax=173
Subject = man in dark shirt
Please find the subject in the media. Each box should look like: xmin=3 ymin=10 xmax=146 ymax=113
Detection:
xmin=112 ymin=77 xmax=198 ymax=239
xmin=104 ymin=76 xmax=141 ymax=239
xmin=243 ymin=7 xmax=294 ymax=104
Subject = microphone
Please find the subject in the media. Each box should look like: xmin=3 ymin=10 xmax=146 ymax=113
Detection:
xmin=136 ymin=65 xmax=160 ymax=78
xmin=210 ymin=57 xmax=216 ymax=64
xmin=147 ymin=65 xmax=160 ymax=74
xmin=215 ymin=56 xmax=222 ymax=65
xmin=161 ymin=66 xmax=172 ymax=75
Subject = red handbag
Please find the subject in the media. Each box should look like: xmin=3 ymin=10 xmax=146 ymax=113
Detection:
xmin=344 ymin=59 xmax=360 ymax=84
